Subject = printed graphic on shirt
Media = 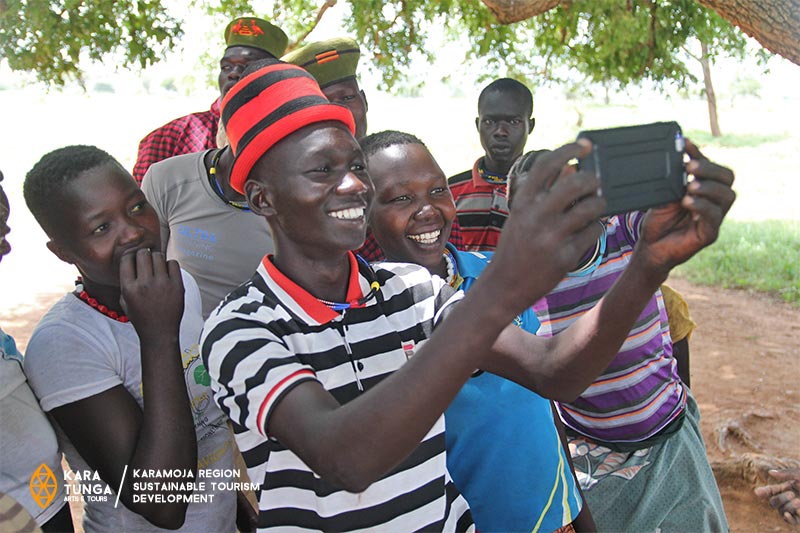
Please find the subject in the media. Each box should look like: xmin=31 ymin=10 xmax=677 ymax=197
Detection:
xmin=175 ymin=225 xmax=218 ymax=263
xmin=402 ymin=339 xmax=416 ymax=359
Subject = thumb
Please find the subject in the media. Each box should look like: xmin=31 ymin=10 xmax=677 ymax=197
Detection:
xmin=769 ymin=469 xmax=800 ymax=483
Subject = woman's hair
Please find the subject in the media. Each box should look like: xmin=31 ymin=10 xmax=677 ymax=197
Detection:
xmin=359 ymin=130 xmax=426 ymax=159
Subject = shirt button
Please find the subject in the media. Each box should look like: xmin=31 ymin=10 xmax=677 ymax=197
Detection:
xmin=357 ymin=362 xmax=365 ymax=371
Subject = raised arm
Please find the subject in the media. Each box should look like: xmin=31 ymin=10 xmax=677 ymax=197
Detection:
xmin=215 ymin=142 xmax=605 ymax=493
xmin=482 ymin=140 xmax=736 ymax=401
xmin=50 ymin=250 xmax=196 ymax=529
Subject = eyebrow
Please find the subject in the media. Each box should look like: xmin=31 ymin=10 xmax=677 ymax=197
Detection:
xmin=81 ymin=189 xmax=143 ymax=223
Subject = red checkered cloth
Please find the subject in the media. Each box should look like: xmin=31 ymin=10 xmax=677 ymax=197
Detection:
xmin=355 ymin=220 xmax=466 ymax=262
xmin=132 ymin=99 xmax=221 ymax=185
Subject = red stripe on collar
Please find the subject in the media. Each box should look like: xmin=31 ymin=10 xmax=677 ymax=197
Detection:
xmin=260 ymin=252 xmax=365 ymax=324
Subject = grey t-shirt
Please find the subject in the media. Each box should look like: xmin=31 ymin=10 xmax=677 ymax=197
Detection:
xmin=24 ymin=271 xmax=236 ymax=532
xmin=142 ymin=150 xmax=274 ymax=318
xmin=0 ymin=329 xmax=67 ymax=525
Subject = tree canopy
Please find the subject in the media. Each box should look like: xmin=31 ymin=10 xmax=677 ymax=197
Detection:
xmin=0 ymin=0 xmax=771 ymax=91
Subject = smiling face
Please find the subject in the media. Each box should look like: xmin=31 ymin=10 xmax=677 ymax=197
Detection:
xmin=245 ymin=122 xmax=373 ymax=261
xmin=0 ymin=172 xmax=10 ymax=261
xmin=476 ymin=90 xmax=533 ymax=175
xmin=218 ymin=46 xmax=274 ymax=97
xmin=367 ymin=142 xmax=455 ymax=276
xmin=322 ymin=79 xmax=368 ymax=139
xmin=46 ymin=162 xmax=161 ymax=288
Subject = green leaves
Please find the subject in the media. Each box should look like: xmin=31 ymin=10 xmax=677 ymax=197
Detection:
xmin=0 ymin=0 xmax=181 ymax=86
xmin=1 ymin=0 xmax=762 ymax=92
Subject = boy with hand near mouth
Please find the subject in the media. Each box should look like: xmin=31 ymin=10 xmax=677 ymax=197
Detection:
xmin=22 ymin=147 xmax=236 ymax=532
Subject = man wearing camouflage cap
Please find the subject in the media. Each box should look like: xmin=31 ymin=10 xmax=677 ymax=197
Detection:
xmin=133 ymin=17 xmax=288 ymax=185
xmin=284 ymin=37 xmax=368 ymax=139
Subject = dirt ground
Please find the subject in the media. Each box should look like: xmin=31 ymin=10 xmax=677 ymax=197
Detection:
xmin=2 ymin=275 xmax=798 ymax=532
xmin=667 ymin=276 xmax=800 ymax=532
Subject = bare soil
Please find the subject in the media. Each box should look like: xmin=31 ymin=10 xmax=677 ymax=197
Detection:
xmin=2 ymin=277 xmax=798 ymax=532
xmin=665 ymin=276 xmax=800 ymax=532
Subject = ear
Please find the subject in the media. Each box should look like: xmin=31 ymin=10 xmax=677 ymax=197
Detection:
xmin=245 ymin=179 xmax=277 ymax=218
xmin=474 ymin=117 xmax=480 ymax=131
xmin=528 ymin=117 xmax=535 ymax=133
xmin=360 ymin=90 xmax=368 ymax=112
xmin=46 ymin=239 xmax=76 ymax=265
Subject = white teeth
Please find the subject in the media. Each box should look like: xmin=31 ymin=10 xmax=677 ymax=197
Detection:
xmin=407 ymin=230 xmax=441 ymax=244
xmin=328 ymin=207 xmax=365 ymax=220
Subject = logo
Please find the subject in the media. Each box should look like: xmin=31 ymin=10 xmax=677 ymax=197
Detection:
xmin=402 ymin=340 xmax=415 ymax=359
xmin=30 ymin=463 xmax=58 ymax=508
xmin=315 ymin=50 xmax=340 ymax=65
xmin=194 ymin=364 xmax=211 ymax=387
xmin=231 ymin=19 xmax=265 ymax=37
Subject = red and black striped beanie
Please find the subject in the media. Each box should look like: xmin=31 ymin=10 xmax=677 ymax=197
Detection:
xmin=221 ymin=62 xmax=356 ymax=193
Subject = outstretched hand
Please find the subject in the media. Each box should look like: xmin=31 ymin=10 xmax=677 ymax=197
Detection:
xmin=636 ymin=140 xmax=736 ymax=274
xmin=490 ymin=139 xmax=605 ymax=311
xmin=119 ymin=248 xmax=184 ymax=342
xmin=754 ymin=468 xmax=800 ymax=525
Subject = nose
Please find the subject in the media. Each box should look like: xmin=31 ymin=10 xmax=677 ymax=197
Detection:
xmin=494 ymin=122 xmax=509 ymax=137
xmin=226 ymin=64 xmax=246 ymax=83
xmin=415 ymin=203 xmax=439 ymax=222
xmin=118 ymin=221 xmax=146 ymax=246
xmin=338 ymin=171 xmax=371 ymax=196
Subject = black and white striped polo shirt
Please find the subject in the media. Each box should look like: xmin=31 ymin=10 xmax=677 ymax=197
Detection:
xmin=201 ymin=252 xmax=474 ymax=531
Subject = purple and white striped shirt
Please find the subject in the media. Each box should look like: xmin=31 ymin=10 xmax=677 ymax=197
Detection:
xmin=533 ymin=212 xmax=686 ymax=443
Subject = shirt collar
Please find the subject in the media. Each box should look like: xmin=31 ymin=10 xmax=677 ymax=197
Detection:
xmin=470 ymin=157 xmax=506 ymax=189
xmin=260 ymin=252 xmax=367 ymax=324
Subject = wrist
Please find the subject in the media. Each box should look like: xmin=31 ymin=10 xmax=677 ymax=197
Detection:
xmin=628 ymin=248 xmax=671 ymax=288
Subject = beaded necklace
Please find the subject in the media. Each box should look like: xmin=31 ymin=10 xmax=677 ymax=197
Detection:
xmin=478 ymin=161 xmax=508 ymax=184
xmin=208 ymin=148 xmax=250 ymax=211
xmin=315 ymin=255 xmax=381 ymax=311
xmin=443 ymin=248 xmax=465 ymax=289
xmin=74 ymin=277 xmax=129 ymax=322
xmin=567 ymin=221 xmax=607 ymax=278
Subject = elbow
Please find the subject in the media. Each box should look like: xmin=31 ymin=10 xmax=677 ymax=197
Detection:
xmin=310 ymin=448 xmax=377 ymax=493
xmin=550 ymin=389 xmax=582 ymax=403
xmin=321 ymin=460 xmax=374 ymax=494
xmin=535 ymin=379 xmax=583 ymax=403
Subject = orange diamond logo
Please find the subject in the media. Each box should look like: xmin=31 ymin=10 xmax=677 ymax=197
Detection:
xmin=29 ymin=463 xmax=57 ymax=508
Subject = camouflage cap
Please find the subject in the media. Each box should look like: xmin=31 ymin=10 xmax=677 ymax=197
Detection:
xmin=224 ymin=17 xmax=288 ymax=58
xmin=282 ymin=37 xmax=361 ymax=89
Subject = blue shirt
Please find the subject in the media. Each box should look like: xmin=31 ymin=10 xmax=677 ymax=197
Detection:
xmin=445 ymin=244 xmax=582 ymax=532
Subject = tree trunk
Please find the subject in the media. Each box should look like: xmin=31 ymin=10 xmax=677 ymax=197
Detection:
xmin=700 ymin=41 xmax=722 ymax=137
xmin=480 ymin=0 xmax=800 ymax=66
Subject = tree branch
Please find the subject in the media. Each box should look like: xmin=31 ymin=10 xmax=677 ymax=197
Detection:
xmin=682 ymin=44 xmax=701 ymax=62
xmin=287 ymin=0 xmax=338 ymax=51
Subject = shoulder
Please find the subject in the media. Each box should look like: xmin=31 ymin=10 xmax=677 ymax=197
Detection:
xmin=24 ymin=295 xmax=126 ymax=409
xmin=448 ymin=169 xmax=473 ymax=186
xmin=373 ymin=261 xmax=461 ymax=317
xmin=373 ymin=261 xmax=437 ymax=292
xmin=453 ymin=249 xmax=492 ymax=279
xmin=202 ymin=272 xmax=273 ymax=330
xmin=144 ymin=151 xmax=207 ymax=187
xmin=142 ymin=151 xmax=210 ymax=212
xmin=25 ymin=295 xmax=111 ymax=359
